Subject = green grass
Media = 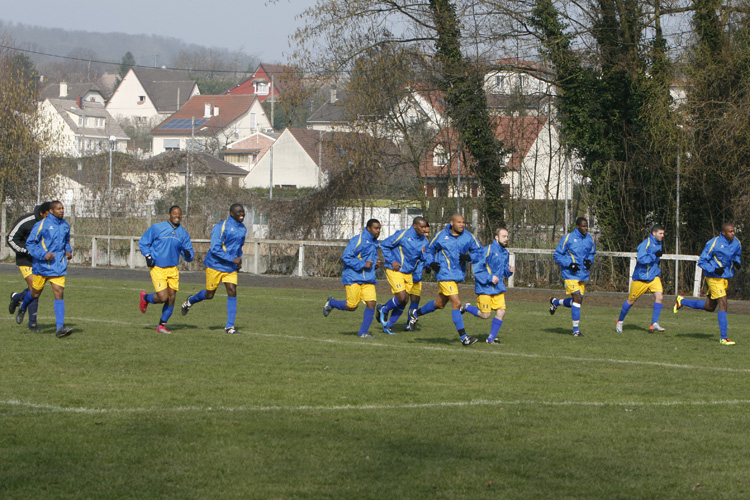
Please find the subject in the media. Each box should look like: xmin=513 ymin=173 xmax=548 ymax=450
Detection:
xmin=2 ymin=274 xmax=749 ymax=499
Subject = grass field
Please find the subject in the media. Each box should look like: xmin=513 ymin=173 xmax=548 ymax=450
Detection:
xmin=2 ymin=273 xmax=749 ymax=499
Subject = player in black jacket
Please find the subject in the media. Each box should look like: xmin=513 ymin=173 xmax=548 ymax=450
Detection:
xmin=8 ymin=202 xmax=51 ymax=332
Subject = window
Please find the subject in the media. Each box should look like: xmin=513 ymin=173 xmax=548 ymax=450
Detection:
xmin=495 ymin=75 xmax=505 ymax=93
xmin=254 ymin=81 xmax=269 ymax=95
xmin=138 ymin=95 xmax=146 ymax=104
xmin=163 ymin=139 xmax=180 ymax=151
xmin=250 ymin=113 xmax=256 ymax=129
xmin=433 ymin=145 xmax=448 ymax=167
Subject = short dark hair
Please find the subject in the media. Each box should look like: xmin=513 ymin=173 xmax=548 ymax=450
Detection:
xmin=575 ymin=217 xmax=588 ymax=227
xmin=38 ymin=201 xmax=52 ymax=214
xmin=495 ymin=227 xmax=508 ymax=238
xmin=50 ymin=200 xmax=62 ymax=209
xmin=169 ymin=205 xmax=181 ymax=214
xmin=651 ymin=224 xmax=665 ymax=233
xmin=230 ymin=203 xmax=244 ymax=213
xmin=412 ymin=216 xmax=426 ymax=226
xmin=366 ymin=218 xmax=380 ymax=228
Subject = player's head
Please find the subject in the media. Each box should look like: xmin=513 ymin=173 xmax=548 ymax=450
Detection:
xmin=168 ymin=205 xmax=183 ymax=227
xmin=575 ymin=217 xmax=588 ymax=236
xmin=230 ymin=203 xmax=245 ymax=223
xmin=651 ymin=224 xmax=665 ymax=242
xmin=49 ymin=200 xmax=64 ymax=220
xmin=450 ymin=213 xmax=465 ymax=234
xmin=495 ymin=227 xmax=509 ymax=248
xmin=36 ymin=201 xmax=52 ymax=219
xmin=366 ymin=218 xmax=381 ymax=240
xmin=721 ymin=222 xmax=736 ymax=242
xmin=412 ymin=216 xmax=428 ymax=235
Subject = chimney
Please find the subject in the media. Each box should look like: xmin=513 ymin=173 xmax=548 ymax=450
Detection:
xmin=330 ymin=88 xmax=337 ymax=104
xmin=60 ymin=81 xmax=68 ymax=98
xmin=77 ymin=96 xmax=82 ymax=108
xmin=204 ymin=103 xmax=212 ymax=118
xmin=213 ymin=106 xmax=219 ymax=117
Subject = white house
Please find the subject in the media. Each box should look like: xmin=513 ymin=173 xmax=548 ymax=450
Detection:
xmin=106 ymin=67 xmax=199 ymax=124
xmin=243 ymin=128 xmax=327 ymax=188
xmin=150 ymin=95 xmax=272 ymax=155
xmin=222 ymin=131 xmax=279 ymax=170
xmin=39 ymin=98 xmax=129 ymax=157
xmin=41 ymin=81 xmax=107 ymax=104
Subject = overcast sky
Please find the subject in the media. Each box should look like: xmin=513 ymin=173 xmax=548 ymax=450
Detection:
xmin=1 ymin=0 xmax=317 ymax=63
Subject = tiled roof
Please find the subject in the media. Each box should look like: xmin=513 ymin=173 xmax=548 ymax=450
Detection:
xmin=151 ymin=95 xmax=257 ymax=135
xmin=286 ymin=128 xmax=399 ymax=172
xmin=136 ymin=151 xmax=247 ymax=176
xmin=132 ymin=67 xmax=197 ymax=113
xmin=307 ymin=90 xmax=348 ymax=124
xmin=40 ymin=82 xmax=105 ymax=100
xmin=45 ymin=98 xmax=129 ymax=140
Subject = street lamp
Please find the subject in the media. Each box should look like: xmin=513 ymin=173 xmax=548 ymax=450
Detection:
xmin=107 ymin=136 xmax=116 ymax=265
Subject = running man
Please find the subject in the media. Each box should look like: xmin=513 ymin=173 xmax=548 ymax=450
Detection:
xmin=138 ymin=205 xmax=194 ymax=334
xmin=616 ymin=224 xmax=666 ymax=333
xmin=406 ymin=213 xmax=483 ymax=346
xmin=404 ymin=221 xmax=431 ymax=332
xmin=674 ymin=223 xmax=742 ymax=345
xmin=461 ymin=227 xmax=514 ymax=344
xmin=323 ymin=219 xmax=382 ymax=339
xmin=549 ymin=217 xmax=596 ymax=337
xmin=181 ymin=204 xmax=246 ymax=334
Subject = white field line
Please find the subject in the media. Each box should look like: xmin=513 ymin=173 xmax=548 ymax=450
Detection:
xmin=2 ymin=398 xmax=750 ymax=415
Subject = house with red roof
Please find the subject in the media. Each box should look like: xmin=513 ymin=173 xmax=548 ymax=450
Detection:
xmin=224 ymin=63 xmax=290 ymax=101
xmin=150 ymin=94 xmax=272 ymax=155
xmin=221 ymin=131 xmax=279 ymax=170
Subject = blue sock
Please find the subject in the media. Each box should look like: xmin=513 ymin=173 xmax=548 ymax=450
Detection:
xmin=330 ymin=298 xmax=348 ymax=310
xmin=487 ymin=318 xmax=503 ymax=341
xmin=718 ymin=311 xmax=728 ymax=339
xmin=618 ymin=301 xmax=631 ymax=322
xmin=189 ymin=290 xmax=208 ymax=304
xmin=386 ymin=305 xmax=405 ymax=328
xmin=562 ymin=298 xmax=573 ymax=308
xmin=146 ymin=293 xmax=157 ymax=304
xmin=464 ymin=304 xmax=480 ymax=317
xmin=54 ymin=299 xmax=65 ymax=330
xmin=382 ymin=297 xmax=401 ymax=314
xmin=451 ymin=309 xmax=465 ymax=332
xmin=12 ymin=289 xmax=28 ymax=303
xmin=682 ymin=299 xmax=705 ymax=310
xmin=571 ymin=302 xmax=581 ymax=331
xmin=160 ymin=304 xmax=174 ymax=324
xmin=226 ymin=296 xmax=237 ymax=328
xmin=651 ymin=303 xmax=663 ymax=325
xmin=409 ymin=302 xmax=419 ymax=314
xmin=418 ymin=301 xmax=437 ymax=316
xmin=359 ymin=307 xmax=375 ymax=335
xmin=21 ymin=291 xmax=34 ymax=311
xmin=28 ymin=298 xmax=39 ymax=326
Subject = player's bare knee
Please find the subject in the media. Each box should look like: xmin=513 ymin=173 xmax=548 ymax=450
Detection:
xmin=478 ymin=312 xmax=491 ymax=319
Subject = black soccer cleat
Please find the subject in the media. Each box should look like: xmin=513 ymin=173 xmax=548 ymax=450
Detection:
xmin=55 ymin=327 xmax=74 ymax=338
xmin=549 ymin=297 xmax=558 ymax=315
xmin=9 ymin=293 xmax=20 ymax=314
xmin=15 ymin=307 xmax=26 ymax=325
xmin=461 ymin=335 xmax=478 ymax=346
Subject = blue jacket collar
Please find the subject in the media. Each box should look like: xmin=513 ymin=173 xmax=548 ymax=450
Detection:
xmin=649 ymin=233 xmax=661 ymax=247
xmin=573 ymin=228 xmax=587 ymax=239
xmin=362 ymin=228 xmax=377 ymax=243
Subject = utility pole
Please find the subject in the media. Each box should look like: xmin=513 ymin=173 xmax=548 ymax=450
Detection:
xmin=186 ymin=117 xmax=194 ymax=216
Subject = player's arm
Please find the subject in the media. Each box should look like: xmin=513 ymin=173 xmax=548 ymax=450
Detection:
xmin=208 ymin=224 xmax=235 ymax=264
xmin=380 ymin=231 xmax=399 ymax=268
xmin=472 ymin=257 xmax=492 ymax=285
xmin=341 ymin=238 xmax=365 ymax=271
xmin=468 ymin=235 xmax=484 ymax=263
xmin=8 ymin=219 xmax=30 ymax=255
xmin=138 ymin=226 xmax=155 ymax=257
xmin=553 ymin=236 xmax=571 ymax=267
xmin=64 ymin=224 xmax=73 ymax=258
xmin=25 ymin=224 xmax=47 ymax=261
xmin=180 ymin=232 xmax=195 ymax=262
xmin=698 ymin=238 xmax=720 ymax=273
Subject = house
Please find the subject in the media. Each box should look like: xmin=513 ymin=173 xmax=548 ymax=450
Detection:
xmin=484 ymin=58 xmax=554 ymax=115
xmin=38 ymin=98 xmax=130 ymax=157
xmin=221 ymin=131 xmax=279 ymax=171
xmin=150 ymin=95 xmax=273 ymax=155
xmin=40 ymin=81 xmax=106 ymax=104
xmin=106 ymin=67 xmax=200 ymax=125
xmin=224 ymin=63 xmax=289 ymax=101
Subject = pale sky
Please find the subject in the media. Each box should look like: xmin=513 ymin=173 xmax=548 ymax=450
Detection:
xmin=1 ymin=0 xmax=318 ymax=63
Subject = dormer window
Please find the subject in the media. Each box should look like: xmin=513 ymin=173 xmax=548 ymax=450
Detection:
xmin=138 ymin=95 xmax=146 ymax=104
xmin=254 ymin=80 xmax=269 ymax=95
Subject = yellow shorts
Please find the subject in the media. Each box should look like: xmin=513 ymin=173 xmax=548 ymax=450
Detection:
xmin=438 ymin=281 xmax=459 ymax=297
xmin=32 ymin=275 xmax=65 ymax=290
xmin=206 ymin=267 xmax=238 ymax=291
xmin=628 ymin=277 xmax=663 ymax=301
xmin=19 ymin=266 xmax=33 ymax=279
xmin=477 ymin=293 xmax=506 ymax=313
xmin=385 ymin=269 xmax=413 ymax=295
xmin=564 ymin=280 xmax=586 ymax=296
xmin=410 ymin=281 xmax=422 ymax=297
xmin=150 ymin=266 xmax=179 ymax=293
xmin=345 ymin=283 xmax=376 ymax=309
xmin=706 ymin=277 xmax=728 ymax=299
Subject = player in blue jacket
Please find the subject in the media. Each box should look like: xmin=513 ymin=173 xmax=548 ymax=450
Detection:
xmin=138 ymin=205 xmax=195 ymax=334
xmin=17 ymin=201 xmax=74 ymax=338
xmin=376 ymin=217 xmax=429 ymax=334
xmin=181 ymin=204 xmax=246 ymax=334
xmin=323 ymin=219 xmax=382 ymax=339
xmin=461 ymin=227 xmax=514 ymax=344
xmin=403 ymin=221 xmax=431 ymax=332
xmin=406 ymin=213 xmax=484 ymax=346
xmin=616 ymin=224 xmax=666 ymax=333
xmin=549 ymin=217 xmax=596 ymax=336
xmin=674 ymin=223 xmax=742 ymax=345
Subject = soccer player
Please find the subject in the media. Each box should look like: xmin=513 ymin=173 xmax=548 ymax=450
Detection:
xmin=406 ymin=213 xmax=483 ymax=346
xmin=138 ymin=205 xmax=195 ymax=334
xmin=181 ymin=204 xmax=246 ymax=334
xmin=549 ymin=217 xmax=596 ymax=337
xmin=404 ymin=221 xmax=431 ymax=332
xmin=674 ymin=223 xmax=742 ymax=345
xmin=323 ymin=219 xmax=381 ymax=339
xmin=8 ymin=201 xmax=51 ymax=332
xmin=616 ymin=224 xmax=666 ymax=333
xmin=377 ymin=217 xmax=429 ymax=334
xmin=461 ymin=227 xmax=514 ymax=344
xmin=17 ymin=200 xmax=74 ymax=338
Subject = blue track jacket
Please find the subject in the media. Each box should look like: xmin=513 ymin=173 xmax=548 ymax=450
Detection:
xmin=26 ymin=213 xmax=72 ymax=277
xmin=554 ymin=228 xmax=596 ymax=281
xmin=632 ymin=234 xmax=663 ymax=282
xmin=699 ymin=233 xmax=742 ymax=279
xmin=341 ymin=229 xmax=379 ymax=285
xmin=413 ymin=259 xmax=427 ymax=284
xmin=426 ymin=224 xmax=483 ymax=283
xmin=473 ymin=240 xmax=513 ymax=296
xmin=381 ymin=227 xmax=427 ymax=274
xmin=203 ymin=217 xmax=246 ymax=273
xmin=139 ymin=221 xmax=194 ymax=268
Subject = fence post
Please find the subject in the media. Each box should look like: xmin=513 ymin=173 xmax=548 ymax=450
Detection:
xmin=693 ymin=264 xmax=702 ymax=298
xmin=129 ymin=238 xmax=136 ymax=269
xmin=91 ymin=237 xmax=97 ymax=268
xmin=628 ymin=257 xmax=636 ymax=294
xmin=254 ymin=241 xmax=259 ymax=274
xmin=508 ymin=253 xmax=515 ymax=288
xmin=0 ymin=202 xmax=6 ymax=259
xmin=298 ymin=243 xmax=305 ymax=276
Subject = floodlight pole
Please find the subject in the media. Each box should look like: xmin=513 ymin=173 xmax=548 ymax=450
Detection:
xmin=186 ymin=117 xmax=194 ymax=216
xmin=107 ymin=136 xmax=116 ymax=265
xmin=37 ymin=150 xmax=42 ymax=204
xmin=456 ymin=151 xmax=461 ymax=214
xmin=675 ymin=150 xmax=681 ymax=294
